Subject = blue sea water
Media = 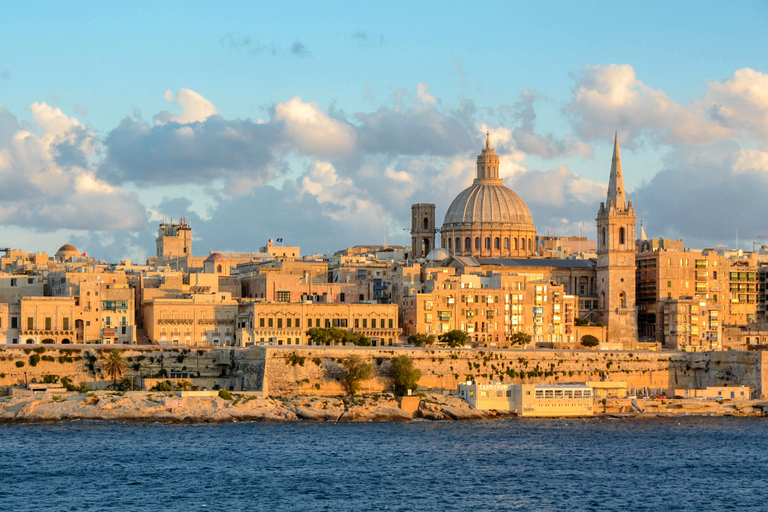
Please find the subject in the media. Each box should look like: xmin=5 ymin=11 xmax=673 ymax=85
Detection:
xmin=1 ymin=417 xmax=766 ymax=511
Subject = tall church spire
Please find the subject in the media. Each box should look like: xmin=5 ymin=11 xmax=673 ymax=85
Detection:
xmin=606 ymin=132 xmax=626 ymax=209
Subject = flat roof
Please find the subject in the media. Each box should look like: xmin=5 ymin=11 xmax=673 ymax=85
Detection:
xmin=477 ymin=258 xmax=597 ymax=269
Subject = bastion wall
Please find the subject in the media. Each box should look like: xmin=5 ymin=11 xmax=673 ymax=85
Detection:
xmin=0 ymin=346 xmax=765 ymax=400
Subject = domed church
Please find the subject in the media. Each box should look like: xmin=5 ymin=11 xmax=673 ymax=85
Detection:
xmin=440 ymin=133 xmax=536 ymax=258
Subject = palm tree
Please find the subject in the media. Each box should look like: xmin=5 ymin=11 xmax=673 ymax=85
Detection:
xmin=101 ymin=349 xmax=126 ymax=388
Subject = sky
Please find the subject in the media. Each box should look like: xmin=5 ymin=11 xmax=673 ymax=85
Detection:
xmin=1 ymin=1 xmax=768 ymax=261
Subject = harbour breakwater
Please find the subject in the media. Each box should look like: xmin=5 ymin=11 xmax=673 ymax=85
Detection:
xmin=1 ymin=346 xmax=766 ymax=399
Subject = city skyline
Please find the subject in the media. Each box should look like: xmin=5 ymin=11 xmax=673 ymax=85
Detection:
xmin=2 ymin=1 xmax=768 ymax=261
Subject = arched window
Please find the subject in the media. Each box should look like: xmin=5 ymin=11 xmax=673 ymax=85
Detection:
xmin=474 ymin=237 xmax=480 ymax=250
xmin=423 ymin=217 xmax=429 ymax=230
xmin=456 ymin=238 xmax=461 ymax=252
xmin=465 ymin=237 xmax=471 ymax=250
xmin=217 ymin=264 xmax=223 ymax=273
xmin=447 ymin=238 xmax=452 ymax=250
xmin=503 ymin=237 xmax=509 ymax=250
xmin=619 ymin=291 xmax=627 ymax=309
xmin=514 ymin=238 xmax=519 ymax=250
xmin=619 ymin=227 xmax=626 ymax=244
xmin=601 ymin=228 xmax=606 ymax=249
xmin=494 ymin=237 xmax=501 ymax=250
xmin=529 ymin=238 xmax=533 ymax=252
xmin=485 ymin=237 xmax=491 ymax=250
xmin=521 ymin=238 xmax=526 ymax=251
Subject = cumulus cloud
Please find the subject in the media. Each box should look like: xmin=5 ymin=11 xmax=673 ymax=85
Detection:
xmin=100 ymin=113 xmax=282 ymax=190
xmin=0 ymin=103 xmax=146 ymax=232
xmin=275 ymin=96 xmax=356 ymax=156
xmin=155 ymin=89 xmax=217 ymax=125
xmin=565 ymin=64 xmax=734 ymax=147
xmin=511 ymin=164 xmax=607 ymax=236
xmin=633 ymin=141 xmax=768 ymax=246
xmin=706 ymin=68 xmax=768 ymax=143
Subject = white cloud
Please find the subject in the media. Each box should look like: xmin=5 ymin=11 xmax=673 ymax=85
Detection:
xmin=274 ymin=96 xmax=356 ymax=156
xmin=155 ymin=88 xmax=217 ymax=126
xmin=565 ymin=64 xmax=733 ymax=146
xmin=0 ymin=103 xmax=146 ymax=233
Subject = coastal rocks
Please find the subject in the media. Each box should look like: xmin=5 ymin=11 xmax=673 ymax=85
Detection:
xmin=293 ymin=406 xmax=343 ymax=421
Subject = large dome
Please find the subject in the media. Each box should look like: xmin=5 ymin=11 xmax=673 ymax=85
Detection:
xmin=443 ymin=183 xmax=534 ymax=227
xmin=439 ymin=132 xmax=537 ymax=258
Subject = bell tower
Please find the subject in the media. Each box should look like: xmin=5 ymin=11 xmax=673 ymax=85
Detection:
xmin=410 ymin=203 xmax=436 ymax=259
xmin=596 ymin=133 xmax=637 ymax=346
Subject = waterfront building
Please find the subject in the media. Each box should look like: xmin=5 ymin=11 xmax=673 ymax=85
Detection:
xmin=457 ymin=381 xmax=594 ymax=416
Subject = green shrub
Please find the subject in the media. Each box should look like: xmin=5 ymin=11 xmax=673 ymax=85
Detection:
xmin=312 ymin=357 xmax=322 ymax=366
xmin=287 ymin=353 xmax=305 ymax=366
xmin=16 ymin=361 xmax=25 ymax=368
xmin=42 ymin=374 xmax=59 ymax=384
xmin=150 ymin=380 xmax=173 ymax=392
xmin=33 ymin=347 xmax=46 ymax=354
xmin=218 ymin=389 xmax=233 ymax=400
xmin=42 ymin=355 xmax=55 ymax=362
xmin=29 ymin=354 xmax=41 ymax=366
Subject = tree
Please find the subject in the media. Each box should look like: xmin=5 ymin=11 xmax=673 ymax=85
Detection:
xmin=407 ymin=333 xmax=436 ymax=347
xmin=509 ymin=332 xmax=531 ymax=346
xmin=574 ymin=317 xmax=590 ymax=326
xmin=101 ymin=349 xmax=126 ymax=387
xmin=390 ymin=355 xmax=422 ymax=396
xmin=306 ymin=327 xmax=372 ymax=346
xmin=581 ymin=334 xmax=600 ymax=348
xmin=438 ymin=330 xmax=468 ymax=348
xmin=339 ymin=355 xmax=374 ymax=395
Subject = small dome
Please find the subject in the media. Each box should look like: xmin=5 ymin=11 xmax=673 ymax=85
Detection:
xmin=206 ymin=252 xmax=226 ymax=262
xmin=426 ymin=247 xmax=450 ymax=261
xmin=55 ymin=244 xmax=81 ymax=261
xmin=58 ymin=244 xmax=79 ymax=253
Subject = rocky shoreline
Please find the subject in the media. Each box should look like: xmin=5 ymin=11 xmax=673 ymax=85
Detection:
xmin=0 ymin=391 xmax=764 ymax=424
xmin=0 ymin=390 xmax=517 ymax=424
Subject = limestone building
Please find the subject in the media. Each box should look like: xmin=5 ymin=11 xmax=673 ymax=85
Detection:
xmin=595 ymin=134 xmax=638 ymax=345
xmin=440 ymin=133 xmax=537 ymax=258
xmin=236 ymin=302 xmax=400 ymax=347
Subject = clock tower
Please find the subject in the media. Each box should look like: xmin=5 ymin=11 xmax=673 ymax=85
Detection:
xmin=595 ymin=133 xmax=638 ymax=346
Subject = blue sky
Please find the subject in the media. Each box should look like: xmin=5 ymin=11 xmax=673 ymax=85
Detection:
xmin=1 ymin=1 xmax=768 ymax=260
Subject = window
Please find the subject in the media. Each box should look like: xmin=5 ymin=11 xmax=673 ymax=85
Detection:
xmin=307 ymin=318 xmax=312 ymax=328
xmin=389 ymin=319 xmax=393 ymax=329
xmin=363 ymin=319 xmax=368 ymax=328
xmin=464 ymin=238 xmax=471 ymax=251
xmin=11 ymin=317 xmax=18 ymax=329
xmin=259 ymin=318 xmax=265 ymax=327
xmin=276 ymin=290 xmax=290 ymax=302
xmin=340 ymin=293 xmax=345 ymax=302
xmin=485 ymin=237 xmax=491 ymax=250
xmin=63 ymin=318 xmax=69 ymax=330
xmin=45 ymin=317 xmax=52 ymax=330
xmin=268 ymin=318 xmax=273 ymax=327
xmin=504 ymin=237 xmax=509 ymax=250
xmin=286 ymin=318 xmax=292 ymax=328
xmin=296 ymin=319 xmax=301 ymax=328
xmin=619 ymin=227 xmax=625 ymax=244
xmin=475 ymin=237 xmax=480 ymax=250
xmin=10 ymin=278 xmax=17 ymax=287
xmin=371 ymin=319 xmax=377 ymax=328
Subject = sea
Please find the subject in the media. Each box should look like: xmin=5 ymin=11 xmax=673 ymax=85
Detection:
xmin=1 ymin=417 xmax=766 ymax=511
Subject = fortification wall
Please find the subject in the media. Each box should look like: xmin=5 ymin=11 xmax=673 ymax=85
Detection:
xmin=258 ymin=346 xmax=767 ymax=399
xmin=0 ymin=346 xmax=232 ymax=390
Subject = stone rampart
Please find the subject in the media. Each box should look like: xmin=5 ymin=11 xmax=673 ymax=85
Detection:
xmin=257 ymin=346 xmax=767 ymax=399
